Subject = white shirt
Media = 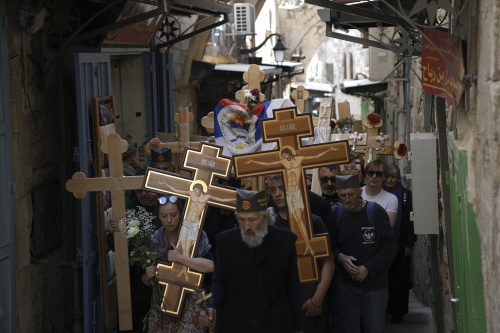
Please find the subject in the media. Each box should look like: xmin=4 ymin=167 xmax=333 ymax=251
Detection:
xmin=361 ymin=187 xmax=399 ymax=214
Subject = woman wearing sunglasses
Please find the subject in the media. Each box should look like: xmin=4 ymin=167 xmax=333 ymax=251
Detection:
xmin=145 ymin=195 xmax=215 ymax=332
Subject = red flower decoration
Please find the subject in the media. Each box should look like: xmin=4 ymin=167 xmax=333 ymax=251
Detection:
xmin=397 ymin=143 xmax=408 ymax=156
xmin=250 ymin=88 xmax=260 ymax=98
xmin=330 ymin=119 xmax=336 ymax=127
xmin=367 ymin=113 xmax=381 ymax=124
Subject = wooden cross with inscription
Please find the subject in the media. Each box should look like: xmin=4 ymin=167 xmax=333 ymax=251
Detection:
xmin=291 ymin=85 xmax=310 ymax=113
xmin=142 ymin=142 xmax=236 ymax=316
xmin=233 ymin=107 xmax=350 ymax=282
xmin=66 ymin=133 xmax=144 ymax=331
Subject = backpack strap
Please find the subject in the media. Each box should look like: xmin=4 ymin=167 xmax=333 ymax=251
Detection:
xmin=366 ymin=201 xmax=375 ymax=226
xmin=333 ymin=203 xmax=344 ymax=223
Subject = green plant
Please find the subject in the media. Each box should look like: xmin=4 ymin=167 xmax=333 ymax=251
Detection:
xmin=336 ymin=115 xmax=354 ymax=130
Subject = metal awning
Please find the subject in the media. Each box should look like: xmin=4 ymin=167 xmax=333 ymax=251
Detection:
xmin=199 ymin=63 xmax=282 ymax=82
xmin=306 ymin=0 xmax=423 ymax=57
xmin=340 ymin=79 xmax=387 ymax=96
xmin=73 ymin=0 xmax=231 ymax=49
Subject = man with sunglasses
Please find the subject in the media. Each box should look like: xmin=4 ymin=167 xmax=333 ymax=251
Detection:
xmin=362 ymin=160 xmax=398 ymax=228
xmin=318 ymin=165 xmax=342 ymax=206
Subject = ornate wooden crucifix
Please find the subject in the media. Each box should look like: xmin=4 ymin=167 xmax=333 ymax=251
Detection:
xmin=142 ymin=142 xmax=236 ymax=316
xmin=233 ymin=107 xmax=351 ymax=282
xmin=66 ymin=133 xmax=144 ymax=331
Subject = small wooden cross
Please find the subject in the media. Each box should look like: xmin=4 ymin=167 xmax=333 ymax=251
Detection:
xmin=235 ymin=64 xmax=266 ymax=104
xmin=143 ymin=142 xmax=236 ymax=316
xmin=233 ymin=107 xmax=350 ymax=282
xmin=144 ymin=106 xmax=201 ymax=156
xmin=66 ymin=133 xmax=144 ymax=331
xmin=291 ymin=85 xmax=310 ymax=113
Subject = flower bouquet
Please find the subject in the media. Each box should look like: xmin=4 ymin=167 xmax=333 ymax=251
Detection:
xmin=119 ymin=206 xmax=159 ymax=269
xmin=244 ymin=88 xmax=265 ymax=116
xmin=120 ymin=207 xmax=165 ymax=327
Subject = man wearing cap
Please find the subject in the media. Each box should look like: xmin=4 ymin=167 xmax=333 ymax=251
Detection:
xmin=151 ymin=147 xmax=174 ymax=172
xmin=270 ymin=173 xmax=334 ymax=333
xmin=200 ymin=189 xmax=304 ymax=333
xmin=329 ymin=174 xmax=397 ymax=333
xmin=362 ymin=160 xmax=398 ymax=228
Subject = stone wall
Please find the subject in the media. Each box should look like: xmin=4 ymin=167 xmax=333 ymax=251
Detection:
xmin=473 ymin=0 xmax=499 ymax=331
xmin=6 ymin=1 xmax=69 ymax=331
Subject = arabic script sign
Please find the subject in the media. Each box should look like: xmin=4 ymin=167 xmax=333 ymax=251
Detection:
xmin=422 ymin=29 xmax=464 ymax=105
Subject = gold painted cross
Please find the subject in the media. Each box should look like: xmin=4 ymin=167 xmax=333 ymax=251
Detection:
xmin=233 ymin=107 xmax=350 ymax=282
xmin=143 ymin=142 xmax=236 ymax=316
xmin=65 ymin=133 xmax=144 ymax=331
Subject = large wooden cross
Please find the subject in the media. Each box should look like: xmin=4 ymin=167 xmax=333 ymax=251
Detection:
xmin=142 ymin=142 xmax=236 ymax=316
xmin=233 ymin=107 xmax=350 ymax=282
xmin=66 ymin=133 xmax=144 ymax=331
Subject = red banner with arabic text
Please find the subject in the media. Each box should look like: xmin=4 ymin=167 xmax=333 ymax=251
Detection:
xmin=422 ymin=29 xmax=464 ymax=105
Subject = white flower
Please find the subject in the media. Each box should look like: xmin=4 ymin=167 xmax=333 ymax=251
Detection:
xmin=244 ymin=90 xmax=252 ymax=99
xmin=127 ymin=226 xmax=139 ymax=238
xmin=146 ymin=259 xmax=151 ymax=264
xmin=128 ymin=219 xmax=139 ymax=228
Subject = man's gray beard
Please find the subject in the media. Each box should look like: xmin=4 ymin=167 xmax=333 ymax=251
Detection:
xmin=240 ymin=222 xmax=269 ymax=248
xmin=322 ymin=187 xmax=336 ymax=196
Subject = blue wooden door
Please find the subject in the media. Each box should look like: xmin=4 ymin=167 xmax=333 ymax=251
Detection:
xmin=0 ymin=1 xmax=16 ymax=331
xmin=71 ymin=52 xmax=112 ymax=333
xmin=145 ymin=52 xmax=175 ymax=134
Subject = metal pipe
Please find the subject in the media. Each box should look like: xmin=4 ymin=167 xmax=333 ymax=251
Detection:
xmin=240 ymin=33 xmax=281 ymax=54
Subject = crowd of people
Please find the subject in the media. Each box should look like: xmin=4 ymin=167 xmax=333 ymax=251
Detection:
xmin=105 ymin=145 xmax=415 ymax=333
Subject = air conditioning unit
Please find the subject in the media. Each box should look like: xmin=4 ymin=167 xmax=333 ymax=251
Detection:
xmin=234 ymin=3 xmax=255 ymax=35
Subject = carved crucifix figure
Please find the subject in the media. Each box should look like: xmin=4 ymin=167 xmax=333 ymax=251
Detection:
xmin=233 ymin=107 xmax=351 ymax=282
xmin=66 ymin=133 xmax=144 ymax=331
xmin=142 ymin=143 xmax=236 ymax=315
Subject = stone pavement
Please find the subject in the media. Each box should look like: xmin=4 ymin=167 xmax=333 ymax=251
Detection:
xmin=385 ymin=289 xmax=436 ymax=333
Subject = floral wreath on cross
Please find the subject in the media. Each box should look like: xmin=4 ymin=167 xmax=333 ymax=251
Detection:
xmin=362 ymin=113 xmax=383 ymax=128
xmin=393 ymin=140 xmax=408 ymax=159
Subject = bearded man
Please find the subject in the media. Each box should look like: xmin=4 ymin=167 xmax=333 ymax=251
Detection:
xmin=200 ymin=189 xmax=304 ymax=333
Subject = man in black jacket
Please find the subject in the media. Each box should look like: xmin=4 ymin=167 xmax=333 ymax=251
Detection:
xmin=329 ymin=175 xmax=397 ymax=333
xmin=200 ymin=189 xmax=304 ymax=333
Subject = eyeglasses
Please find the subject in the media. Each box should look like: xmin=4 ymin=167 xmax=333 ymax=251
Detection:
xmin=158 ymin=196 xmax=178 ymax=205
xmin=367 ymin=170 xmax=385 ymax=178
xmin=319 ymin=177 xmax=336 ymax=184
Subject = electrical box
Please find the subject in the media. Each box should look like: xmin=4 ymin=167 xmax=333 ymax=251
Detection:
xmin=234 ymin=3 xmax=255 ymax=35
xmin=410 ymin=133 xmax=439 ymax=234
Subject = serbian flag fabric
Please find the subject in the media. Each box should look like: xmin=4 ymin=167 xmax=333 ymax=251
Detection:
xmin=214 ymin=98 xmax=295 ymax=156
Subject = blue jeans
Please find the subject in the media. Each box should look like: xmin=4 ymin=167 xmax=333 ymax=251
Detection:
xmin=331 ymin=277 xmax=388 ymax=333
